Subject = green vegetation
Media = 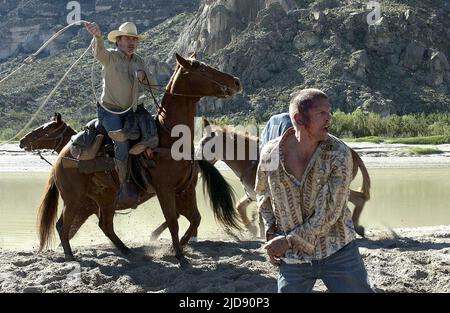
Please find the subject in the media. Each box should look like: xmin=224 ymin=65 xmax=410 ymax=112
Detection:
xmin=211 ymin=109 xmax=450 ymax=145
xmin=386 ymin=136 xmax=450 ymax=145
xmin=342 ymin=136 xmax=385 ymax=144
xmin=343 ymin=135 xmax=450 ymax=145
xmin=332 ymin=108 xmax=450 ymax=139
xmin=408 ymin=148 xmax=444 ymax=155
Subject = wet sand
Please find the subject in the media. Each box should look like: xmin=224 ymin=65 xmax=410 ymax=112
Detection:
xmin=0 ymin=226 xmax=449 ymax=293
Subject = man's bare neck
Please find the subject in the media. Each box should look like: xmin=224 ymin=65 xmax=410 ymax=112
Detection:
xmin=293 ymin=129 xmax=319 ymax=159
xmin=282 ymin=131 xmax=318 ymax=182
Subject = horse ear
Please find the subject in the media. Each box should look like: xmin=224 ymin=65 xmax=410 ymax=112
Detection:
xmin=175 ymin=53 xmax=191 ymax=69
xmin=202 ymin=117 xmax=214 ymax=137
xmin=202 ymin=117 xmax=210 ymax=129
xmin=54 ymin=112 xmax=62 ymax=123
xmin=190 ymin=52 xmax=197 ymax=59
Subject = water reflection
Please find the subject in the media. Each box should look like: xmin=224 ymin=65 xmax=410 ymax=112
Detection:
xmin=0 ymin=168 xmax=449 ymax=250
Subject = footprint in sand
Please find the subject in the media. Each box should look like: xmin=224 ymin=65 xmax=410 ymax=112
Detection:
xmin=12 ymin=258 xmax=40 ymax=267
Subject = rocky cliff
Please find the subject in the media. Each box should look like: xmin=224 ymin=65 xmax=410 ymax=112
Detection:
xmin=181 ymin=0 xmax=449 ymax=118
xmin=0 ymin=0 xmax=449 ymax=138
xmin=168 ymin=0 xmax=304 ymax=60
xmin=0 ymin=0 xmax=200 ymax=60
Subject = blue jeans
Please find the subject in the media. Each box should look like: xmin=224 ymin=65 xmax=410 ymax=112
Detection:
xmin=96 ymin=104 xmax=130 ymax=161
xmin=278 ymin=241 xmax=373 ymax=293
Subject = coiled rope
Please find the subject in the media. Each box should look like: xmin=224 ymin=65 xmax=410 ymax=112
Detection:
xmin=0 ymin=20 xmax=93 ymax=145
xmin=0 ymin=20 xmax=163 ymax=146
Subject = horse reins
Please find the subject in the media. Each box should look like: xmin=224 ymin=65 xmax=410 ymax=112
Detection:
xmin=36 ymin=152 xmax=54 ymax=166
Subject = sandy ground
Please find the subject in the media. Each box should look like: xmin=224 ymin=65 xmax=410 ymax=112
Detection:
xmin=349 ymin=142 xmax=450 ymax=168
xmin=0 ymin=226 xmax=449 ymax=293
xmin=0 ymin=142 xmax=449 ymax=293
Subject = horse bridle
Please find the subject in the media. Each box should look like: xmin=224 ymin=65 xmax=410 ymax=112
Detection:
xmin=30 ymin=122 xmax=69 ymax=152
xmin=167 ymin=66 xmax=235 ymax=98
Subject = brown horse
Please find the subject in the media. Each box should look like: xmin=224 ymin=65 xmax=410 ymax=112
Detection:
xmin=198 ymin=119 xmax=371 ymax=238
xmin=18 ymin=113 xmax=230 ymax=244
xmin=19 ymin=113 xmax=76 ymax=154
xmin=33 ymin=53 xmax=242 ymax=263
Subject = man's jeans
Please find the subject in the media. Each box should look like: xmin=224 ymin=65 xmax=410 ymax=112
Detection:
xmin=97 ymin=104 xmax=129 ymax=161
xmin=278 ymin=241 xmax=373 ymax=293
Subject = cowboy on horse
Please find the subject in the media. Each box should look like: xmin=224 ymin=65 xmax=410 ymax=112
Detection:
xmin=85 ymin=21 xmax=159 ymax=207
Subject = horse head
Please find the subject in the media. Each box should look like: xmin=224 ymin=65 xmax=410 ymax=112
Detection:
xmin=19 ymin=113 xmax=73 ymax=152
xmin=167 ymin=53 xmax=242 ymax=99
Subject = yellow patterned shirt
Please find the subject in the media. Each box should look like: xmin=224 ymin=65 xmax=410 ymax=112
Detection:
xmin=255 ymin=128 xmax=356 ymax=263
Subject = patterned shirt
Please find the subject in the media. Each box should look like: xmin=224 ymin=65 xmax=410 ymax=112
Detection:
xmin=255 ymin=128 xmax=356 ymax=263
xmin=93 ymin=37 xmax=158 ymax=112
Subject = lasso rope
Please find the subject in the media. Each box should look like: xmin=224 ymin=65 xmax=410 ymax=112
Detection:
xmin=0 ymin=20 xmax=92 ymax=145
xmin=0 ymin=20 xmax=164 ymax=146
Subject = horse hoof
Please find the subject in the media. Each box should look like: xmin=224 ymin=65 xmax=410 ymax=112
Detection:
xmin=178 ymin=256 xmax=191 ymax=269
xmin=355 ymin=225 xmax=365 ymax=237
xmin=189 ymin=236 xmax=198 ymax=243
xmin=180 ymin=236 xmax=197 ymax=246
xmin=120 ymin=247 xmax=133 ymax=257
xmin=65 ymin=255 xmax=76 ymax=262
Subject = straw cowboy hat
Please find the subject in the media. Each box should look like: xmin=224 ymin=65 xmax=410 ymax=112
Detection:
xmin=107 ymin=22 xmax=143 ymax=43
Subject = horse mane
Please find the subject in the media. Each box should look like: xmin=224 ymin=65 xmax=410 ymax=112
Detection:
xmin=166 ymin=62 xmax=180 ymax=94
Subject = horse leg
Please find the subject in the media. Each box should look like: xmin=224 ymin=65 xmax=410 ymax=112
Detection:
xmin=179 ymin=191 xmax=201 ymax=246
xmin=56 ymin=216 xmax=63 ymax=235
xmin=191 ymin=227 xmax=198 ymax=242
xmin=156 ymin=191 xmax=183 ymax=261
xmin=349 ymin=190 xmax=366 ymax=237
xmin=97 ymin=198 xmax=131 ymax=255
xmin=236 ymin=195 xmax=257 ymax=236
xmin=68 ymin=208 xmax=95 ymax=240
xmin=258 ymin=213 xmax=265 ymax=239
xmin=150 ymin=222 xmax=168 ymax=241
xmin=57 ymin=204 xmax=77 ymax=261
xmin=180 ymin=209 xmax=201 ymax=246
xmin=150 ymin=212 xmax=180 ymax=241
xmin=56 ymin=208 xmax=92 ymax=248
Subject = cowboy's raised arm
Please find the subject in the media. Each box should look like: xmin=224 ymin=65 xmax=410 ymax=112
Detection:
xmin=85 ymin=22 xmax=111 ymax=65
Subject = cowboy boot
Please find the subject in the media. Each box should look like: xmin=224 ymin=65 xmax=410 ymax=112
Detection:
xmin=108 ymin=113 xmax=140 ymax=142
xmin=129 ymin=113 xmax=159 ymax=157
xmin=114 ymin=159 xmax=139 ymax=209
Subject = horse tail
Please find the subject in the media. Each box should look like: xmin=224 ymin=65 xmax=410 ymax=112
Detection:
xmin=37 ymin=172 xmax=59 ymax=251
xmin=350 ymin=148 xmax=371 ymax=201
xmin=197 ymin=160 xmax=241 ymax=230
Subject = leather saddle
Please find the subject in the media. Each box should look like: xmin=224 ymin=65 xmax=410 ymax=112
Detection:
xmin=63 ymin=119 xmax=115 ymax=174
xmin=70 ymin=119 xmax=111 ymax=160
